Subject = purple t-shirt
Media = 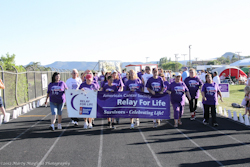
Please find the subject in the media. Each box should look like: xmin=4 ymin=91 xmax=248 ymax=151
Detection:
xmin=124 ymin=79 xmax=143 ymax=92
xmin=79 ymin=82 xmax=98 ymax=90
xmin=113 ymin=78 xmax=124 ymax=91
xmin=93 ymin=80 xmax=100 ymax=90
xmin=47 ymin=81 xmax=68 ymax=103
xmin=99 ymin=75 xmax=105 ymax=82
xmin=101 ymin=81 xmax=108 ymax=88
xmin=102 ymin=84 xmax=118 ymax=92
xmin=146 ymin=77 xmax=164 ymax=93
xmin=168 ymin=82 xmax=189 ymax=105
xmin=137 ymin=72 xmax=143 ymax=80
xmin=93 ymin=76 xmax=98 ymax=82
xmin=184 ymin=76 xmax=203 ymax=99
xmin=163 ymin=81 xmax=170 ymax=93
xmin=122 ymin=77 xmax=128 ymax=85
xmin=202 ymin=82 xmax=220 ymax=105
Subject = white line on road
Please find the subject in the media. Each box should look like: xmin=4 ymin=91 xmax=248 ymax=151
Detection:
xmin=0 ymin=113 xmax=51 ymax=151
xmin=168 ymin=122 xmax=224 ymax=167
xmin=196 ymin=119 xmax=250 ymax=148
xmin=138 ymin=128 xmax=163 ymax=167
xmin=36 ymin=123 xmax=70 ymax=167
xmin=97 ymin=119 xmax=104 ymax=167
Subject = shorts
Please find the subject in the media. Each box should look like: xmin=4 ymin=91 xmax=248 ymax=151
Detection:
xmin=0 ymin=96 xmax=3 ymax=107
xmin=50 ymin=102 xmax=65 ymax=115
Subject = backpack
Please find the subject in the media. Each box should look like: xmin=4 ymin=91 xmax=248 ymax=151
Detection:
xmin=231 ymin=103 xmax=244 ymax=108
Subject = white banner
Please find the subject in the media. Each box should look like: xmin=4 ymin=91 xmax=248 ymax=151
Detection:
xmin=65 ymin=89 xmax=97 ymax=118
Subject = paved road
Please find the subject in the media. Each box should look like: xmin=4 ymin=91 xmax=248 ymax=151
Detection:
xmin=0 ymin=104 xmax=250 ymax=167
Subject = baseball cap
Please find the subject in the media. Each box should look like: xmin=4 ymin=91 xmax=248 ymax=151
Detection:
xmin=112 ymin=70 xmax=117 ymax=74
xmin=175 ymin=72 xmax=181 ymax=77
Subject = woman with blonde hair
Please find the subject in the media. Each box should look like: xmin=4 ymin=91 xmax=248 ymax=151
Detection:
xmin=184 ymin=68 xmax=203 ymax=120
xmin=124 ymin=70 xmax=143 ymax=128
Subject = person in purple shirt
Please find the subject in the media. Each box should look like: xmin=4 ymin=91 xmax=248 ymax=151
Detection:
xmin=146 ymin=68 xmax=164 ymax=128
xmin=159 ymin=73 xmax=170 ymax=94
xmin=79 ymin=74 xmax=98 ymax=129
xmin=102 ymin=76 xmax=118 ymax=129
xmin=184 ymin=68 xmax=203 ymax=121
xmin=98 ymin=70 xmax=106 ymax=83
xmin=100 ymin=72 xmax=111 ymax=91
xmin=201 ymin=74 xmax=223 ymax=127
xmin=45 ymin=72 xmax=68 ymax=131
xmin=137 ymin=69 xmax=145 ymax=80
xmin=167 ymin=72 xmax=191 ymax=128
xmin=102 ymin=76 xmax=118 ymax=92
xmin=112 ymin=70 xmax=124 ymax=92
xmin=125 ymin=69 xmax=143 ymax=129
xmin=82 ymin=70 xmax=100 ymax=90
xmin=111 ymin=70 xmax=124 ymax=124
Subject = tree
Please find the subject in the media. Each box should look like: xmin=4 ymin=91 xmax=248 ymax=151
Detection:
xmin=158 ymin=57 xmax=169 ymax=68
xmin=162 ymin=62 xmax=182 ymax=71
xmin=231 ymin=55 xmax=238 ymax=63
xmin=0 ymin=53 xmax=16 ymax=70
xmin=207 ymin=60 xmax=220 ymax=65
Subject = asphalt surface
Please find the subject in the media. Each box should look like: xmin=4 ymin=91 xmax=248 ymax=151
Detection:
xmin=0 ymin=104 xmax=250 ymax=167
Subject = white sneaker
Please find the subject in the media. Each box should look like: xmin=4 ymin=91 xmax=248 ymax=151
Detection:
xmin=153 ymin=122 xmax=157 ymax=128
xmin=71 ymin=120 xmax=75 ymax=124
xmin=57 ymin=124 xmax=62 ymax=130
xmin=136 ymin=118 xmax=140 ymax=126
xmin=84 ymin=122 xmax=88 ymax=129
xmin=50 ymin=124 xmax=55 ymax=131
xmin=130 ymin=123 xmax=134 ymax=129
xmin=74 ymin=121 xmax=78 ymax=126
xmin=88 ymin=123 xmax=93 ymax=129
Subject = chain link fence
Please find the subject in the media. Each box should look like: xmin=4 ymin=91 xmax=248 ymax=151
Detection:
xmin=0 ymin=69 xmax=71 ymax=110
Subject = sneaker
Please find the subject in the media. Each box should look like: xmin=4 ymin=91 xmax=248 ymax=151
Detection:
xmin=74 ymin=121 xmax=78 ymax=126
xmin=190 ymin=112 xmax=196 ymax=120
xmin=83 ymin=122 xmax=88 ymax=129
xmin=178 ymin=120 xmax=182 ymax=125
xmin=71 ymin=120 xmax=75 ymax=124
xmin=49 ymin=124 xmax=55 ymax=131
xmin=57 ymin=124 xmax=62 ymax=130
xmin=130 ymin=123 xmax=134 ymax=129
xmin=136 ymin=118 xmax=140 ymax=126
xmin=213 ymin=123 xmax=218 ymax=127
xmin=203 ymin=120 xmax=209 ymax=125
xmin=88 ymin=123 xmax=93 ymax=129
xmin=174 ymin=124 xmax=178 ymax=128
xmin=153 ymin=122 xmax=157 ymax=128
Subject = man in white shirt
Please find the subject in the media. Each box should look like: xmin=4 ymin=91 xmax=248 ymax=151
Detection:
xmin=121 ymin=69 xmax=127 ymax=78
xmin=66 ymin=69 xmax=82 ymax=126
xmin=201 ymin=70 xmax=206 ymax=83
xmin=213 ymin=71 xmax=220 ymax=84
xmin=141 ymin=66 xmax=153 ymax=93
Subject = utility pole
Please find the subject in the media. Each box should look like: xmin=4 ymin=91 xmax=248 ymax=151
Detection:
xmin=175 ymin=54 xmax=179 ymax=72
xmin=182 ymin=54 xmax=187 ymax=66
xmin=189 ymin=45 xmax=192 ymax=68
xmin=235 ymin=52 xmax=241 ymax=60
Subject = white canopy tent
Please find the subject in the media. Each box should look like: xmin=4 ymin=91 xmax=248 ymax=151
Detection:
xmin=230 ymin=58 xmax=250 ymax=67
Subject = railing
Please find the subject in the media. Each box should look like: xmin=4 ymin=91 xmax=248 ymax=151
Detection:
xmin=0 ymin=67 xmax=71 ymax=110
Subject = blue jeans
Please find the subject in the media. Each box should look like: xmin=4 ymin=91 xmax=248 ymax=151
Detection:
xmin=50 ymin=102 xmax=65 ymax=115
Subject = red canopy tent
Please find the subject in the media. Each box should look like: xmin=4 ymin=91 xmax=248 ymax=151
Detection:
xmin=212 ymin=66 xmax=247 ymax=79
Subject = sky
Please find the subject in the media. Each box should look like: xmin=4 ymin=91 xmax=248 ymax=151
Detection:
xmin=1 ymin=0 xmax=250 ymax=66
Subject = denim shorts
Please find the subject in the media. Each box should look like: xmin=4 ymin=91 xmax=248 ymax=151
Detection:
xmin=50 ymin=102 xmax=65 ymax=115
